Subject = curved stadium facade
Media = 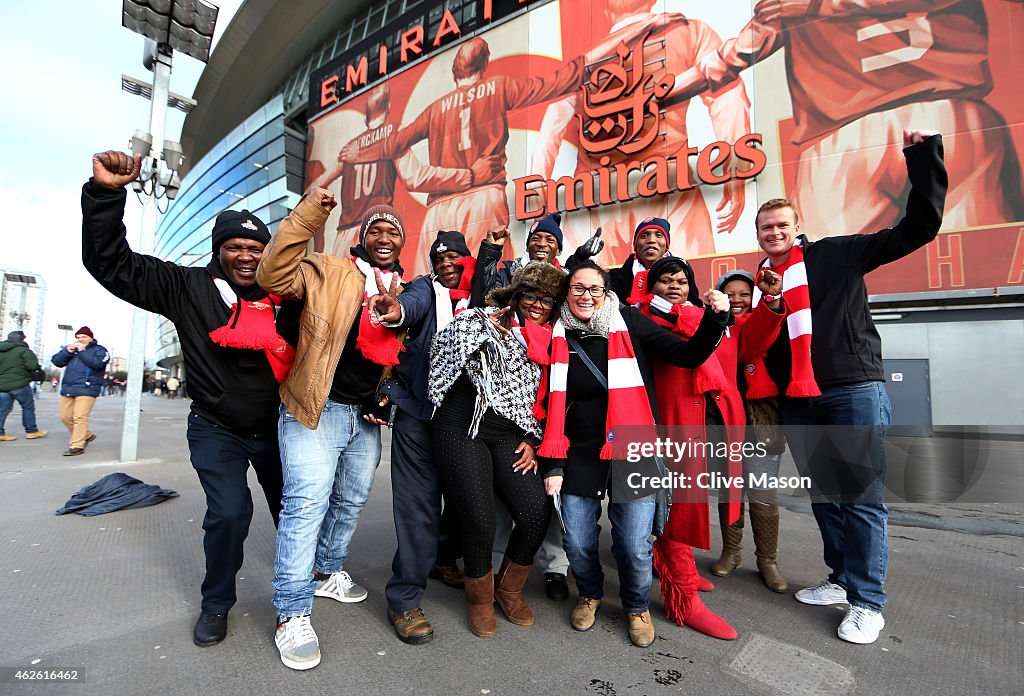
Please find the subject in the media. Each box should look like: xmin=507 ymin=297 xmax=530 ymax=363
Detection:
xmin=155 ymin=0 xmax=1024 ymax=434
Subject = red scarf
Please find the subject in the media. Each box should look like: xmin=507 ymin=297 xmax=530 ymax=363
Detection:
xmin=636 ymin=296 xmax=728 ymax=395
xmin=754 ymin=243 xmax=820 ymax=398
xmin=511 ymin=317 xmax=553 ymax=419
xmin=208 ymin=278 xmax=295 ymax=383
xmin=448 ymin=256 xmax=475 ymax=303
xmin=353 ymin=257 xmax=404 ymax=367
xmin=538 ymin=309 xmax=655 ymax=460
xmin=733 ymin=313 xmax=778 ymax=399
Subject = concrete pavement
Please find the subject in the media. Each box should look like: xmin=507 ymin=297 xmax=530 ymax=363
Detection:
xmin=1 ymin=394 xmax=1021 ymax=695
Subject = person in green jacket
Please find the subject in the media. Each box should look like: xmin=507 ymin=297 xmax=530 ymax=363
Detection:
xmin=0 ymin=331 xmax=47 ymax=441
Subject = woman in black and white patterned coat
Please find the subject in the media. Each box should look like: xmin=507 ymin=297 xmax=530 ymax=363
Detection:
xmin=428 ymin=261 xmax=564 ymax=639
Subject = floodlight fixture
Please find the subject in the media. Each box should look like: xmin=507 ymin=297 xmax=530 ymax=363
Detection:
xmin=122 ymin=0 xmax=219 ymax=63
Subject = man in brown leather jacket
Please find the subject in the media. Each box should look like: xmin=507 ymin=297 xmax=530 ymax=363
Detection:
xmin=256 ymin=189 xmax=405 ymax=671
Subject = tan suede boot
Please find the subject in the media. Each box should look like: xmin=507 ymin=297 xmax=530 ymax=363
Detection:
xmin=464 ymin=572 xmax=497 ymax=638
xmin=710 ymin=502 xmax=744 ymax=577
xmin=494 ymin=556 xmax=535 ymax=626
xmin=748 ymin=489 xmax=788 ymax=593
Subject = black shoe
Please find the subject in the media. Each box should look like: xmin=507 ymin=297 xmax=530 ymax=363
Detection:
xmin=544 ymin=572 xmax=569 ymax=601
xmin=193 ymin=612 xmax=227 ymax=646
xmin=428 ymin=563 xmax=465 ymax=589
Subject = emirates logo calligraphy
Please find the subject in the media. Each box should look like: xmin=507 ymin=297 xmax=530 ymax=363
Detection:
xmin=252 ymin=301 xmax=271 ymax=310
xmin=579 ymin=32 xmax=675 ymax=155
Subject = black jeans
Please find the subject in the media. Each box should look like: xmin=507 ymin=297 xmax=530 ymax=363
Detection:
xmin=385 ymin=410 xmax=444 ymax=611
xmin=186 ymin=411 xmax=282 ymax=614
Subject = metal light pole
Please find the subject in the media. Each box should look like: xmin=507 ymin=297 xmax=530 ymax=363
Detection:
xmin=118 ymin=0 xmax=218 ymax=462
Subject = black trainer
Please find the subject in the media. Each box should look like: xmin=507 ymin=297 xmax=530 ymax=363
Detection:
xmin=193 ymin=612 xmax=227 ymax=646
xmin=544 ymin=572 xmax=569 ymax=601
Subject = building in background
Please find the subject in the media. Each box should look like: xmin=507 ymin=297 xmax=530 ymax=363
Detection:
xmin=160 ymin=0 xmax=1021 ymax=434
xmin=1 ymin=269 xmax=46 ymax=359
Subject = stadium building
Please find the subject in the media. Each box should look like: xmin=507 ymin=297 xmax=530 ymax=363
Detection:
xmin=157 ymin=0 xmax=1023 ymax=434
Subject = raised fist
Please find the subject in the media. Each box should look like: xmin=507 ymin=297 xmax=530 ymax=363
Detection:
xmin=308 ymin=187 xmax=337 ymax=211
xmin=903 ymin=129 xmax=939 ymax=148
xmin=93 ymin=151 xmax=142 ymax=189
xmin=704 ymin=289 xmax=730 ymax=314
xmin=486 ymin=224 xmax=510 ymax=246
xmin=756 ymin=268 xmax=783 ymax=296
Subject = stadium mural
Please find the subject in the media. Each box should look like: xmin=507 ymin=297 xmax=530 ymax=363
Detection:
xmin=306 ymin=0 xmax=1024 ymax=290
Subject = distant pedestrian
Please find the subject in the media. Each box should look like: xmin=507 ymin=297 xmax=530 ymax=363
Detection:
xmin=167 ymin=376 xmax=180 ymax=399
xmin=0 ymin=330 xmax=48 ymax=442
xmin=51 ymin=327 xmax=108 ymax=456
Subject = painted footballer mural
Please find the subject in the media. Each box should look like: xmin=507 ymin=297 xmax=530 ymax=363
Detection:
xmin=306 ymin=0 xmax=1024 ymax=291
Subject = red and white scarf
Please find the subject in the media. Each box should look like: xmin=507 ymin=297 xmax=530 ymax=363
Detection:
xmin=538 ymin=309 xmax=656 ymax=460
xmin=208 ymin=278 xmax=295 ymax=383
xmin=353 ymin=257 xmax=404 ymax=367
xmin=752 ymin=242 xmax=820 ymax=397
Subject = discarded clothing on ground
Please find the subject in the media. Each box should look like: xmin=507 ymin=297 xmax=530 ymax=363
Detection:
xmin=55 ymin=472 xmax=178 ymax=516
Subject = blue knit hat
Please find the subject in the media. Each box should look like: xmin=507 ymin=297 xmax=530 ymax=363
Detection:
xmin=528 ymin=213 xmax=563 ymax=251
xmin=632 ymin=217 xmax=671 ymax=249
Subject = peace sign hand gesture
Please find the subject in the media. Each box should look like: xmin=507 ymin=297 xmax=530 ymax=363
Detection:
xmin=368 ymin=268 xmax=402 ymax=325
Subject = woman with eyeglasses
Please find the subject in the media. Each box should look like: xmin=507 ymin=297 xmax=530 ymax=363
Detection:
xmin=538 ymin=260 xmax=731 ymax=648
xmin=428 ymin=262 xmax=564 ymax=639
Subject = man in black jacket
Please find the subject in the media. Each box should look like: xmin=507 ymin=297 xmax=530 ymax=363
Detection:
xmin=82 ymin=151 xmax=285 ymax=648
xmin=753 ymin=130 xmax=946 ymax=645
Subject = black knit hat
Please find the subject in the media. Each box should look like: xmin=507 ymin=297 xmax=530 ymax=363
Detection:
xmin=648 ymin=256 xmax=701 ymax=306
xmin=487 ymin=261 xmax=566 ymax=308
xmin=211 ymin=209 xmax=271 ymax=254
xmin=7 ymin=330 xmax=26 ymax=342
xmin=632 ymin=216 xmax=671 ymax=249
xmin=528 ymin=213 xmax=563 ymax=251
xmin=429 ymin=230 xmax=470 ymax=264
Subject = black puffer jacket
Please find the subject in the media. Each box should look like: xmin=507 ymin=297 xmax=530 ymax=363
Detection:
xmin=81 ymin=181 xmax=280 ymax=434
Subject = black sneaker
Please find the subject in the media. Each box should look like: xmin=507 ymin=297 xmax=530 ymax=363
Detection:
xmin=544 ymin=572 xmax=569 ymax=601
xmin=193 ymin=612 xmax=227 ymax=646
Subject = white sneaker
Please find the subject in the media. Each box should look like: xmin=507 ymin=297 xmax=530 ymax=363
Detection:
xmin=275 ymin=616 xmax=321 ymax=670
xmin=314 ymin=570 xmax=368 ymax=603
xmin=838 ymin=605 xmax=885 ymax=644
xmin=795 ymin=579 xmax=848 ymax=606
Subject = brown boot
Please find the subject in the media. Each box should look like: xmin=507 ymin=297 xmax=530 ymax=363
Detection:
xmin=494 ymin=556 xmax=535 ymax=626
xmin=710 ymin=502 xmax=744 ymax=577
xmin=464 ymin=572 xmax=497 ymax=638
xmin=748 ymin=489 xmax=788 ymax=593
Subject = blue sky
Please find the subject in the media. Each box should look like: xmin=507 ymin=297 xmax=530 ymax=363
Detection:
xmin=0 ymin=1 xmax=239 ymax=359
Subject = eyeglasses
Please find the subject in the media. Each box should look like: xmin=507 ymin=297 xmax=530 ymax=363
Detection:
xmin=568 ymin=284 xmax=607 ymax=298
xmin=520 ymin=292 xmax=556 ymax=309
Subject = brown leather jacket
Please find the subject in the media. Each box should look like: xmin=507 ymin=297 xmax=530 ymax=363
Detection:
xmin=256 ymin=196 xmax=376 ymax=430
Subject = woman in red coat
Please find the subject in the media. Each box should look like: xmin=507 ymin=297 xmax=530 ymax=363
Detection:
xmin=632 ymin=257 xmax=783 ymax=639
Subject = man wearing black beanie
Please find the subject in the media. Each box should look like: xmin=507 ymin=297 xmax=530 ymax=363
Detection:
xmin=82 ymin=150 xmax=285 ymax=649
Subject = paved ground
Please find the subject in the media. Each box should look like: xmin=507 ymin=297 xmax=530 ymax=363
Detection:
xmin=1 ymin=394 xmax=1021 ymax=695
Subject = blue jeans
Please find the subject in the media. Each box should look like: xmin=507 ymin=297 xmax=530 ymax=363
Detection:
xmin=782 ymin=381 xmax=891 ymax=612
xmin=561 ymin=494 xmax=656 ymax=613
xmin=272 ymin=401 xmax=381 ymax=618
xmin=0 ymin=384 xmax=38 ymax=435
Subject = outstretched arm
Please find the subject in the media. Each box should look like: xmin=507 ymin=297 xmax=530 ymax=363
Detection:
xmin=82 ymin=151 xmax=192 ymax=320
xmin=256 ymin=188 xmax=337 ymax=299
xmin=842 ymin=131 xmax=946 ymax=274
